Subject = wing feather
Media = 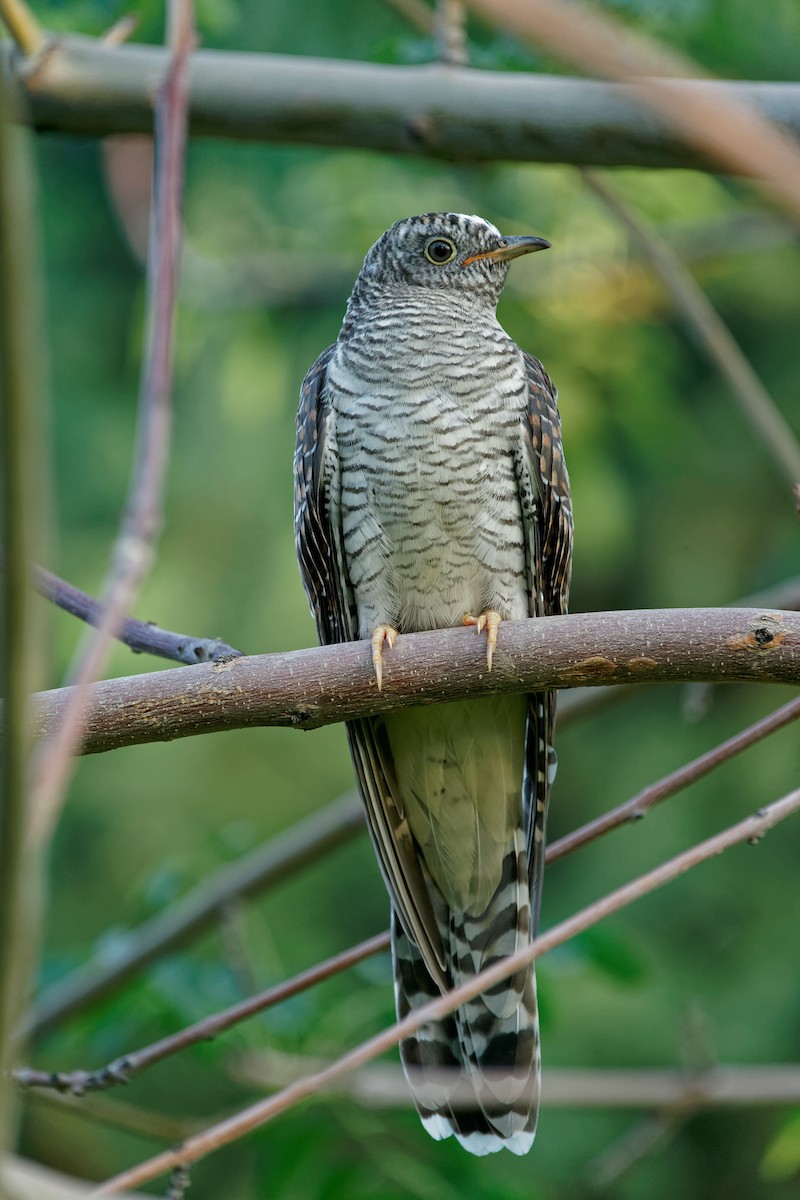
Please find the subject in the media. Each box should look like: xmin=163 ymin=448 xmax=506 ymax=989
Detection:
xmin=514 ymin=353 xmax=573 ymax=926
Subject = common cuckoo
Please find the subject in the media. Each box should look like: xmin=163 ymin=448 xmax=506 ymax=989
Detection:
xmin=294 ymin=212 xmax=573 ymax=1155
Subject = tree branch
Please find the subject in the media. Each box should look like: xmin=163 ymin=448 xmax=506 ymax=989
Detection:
xmin=30 ymin=562 xmax=243 ymax=664
xmin=0 ymin=54 xmax=47 ymax=1162
xmin=582 ymin=169 xmax=800 ymax=492
xmin=3 ymin=37 xmax=800 ymax=170
xmin=435 ymin=0 xmax=468 ymax=65
xmin=236 ymin=1052 xmax=800 ymax=1110
xmin=15 ymin=931 xmax=390 ymax=1094
xmin=21 ymin=792 xmax=365 ymax=1040
xmin=467 ymin=0 xmax=800 ymax=222
xmin=549 ymin=692 xmax=800 ymax=863
xmin=93 ymin=786 xmax=800 ymax=1193
xmin=22 ymin=608 xmax=800 ymax=757
xmin=3 ymin=1155 xmax=151 ymax=1200
xmin=0 ymin=0 xmax=43 ymax=56
xmin=26 ymin=4 xmax=195 ymax=847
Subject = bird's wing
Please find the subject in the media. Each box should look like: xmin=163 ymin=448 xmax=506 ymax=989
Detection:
xmin=515 ymin=352 xmax=574 ymax=925
xmin=294 ymin=348 xmax=448 ymax=986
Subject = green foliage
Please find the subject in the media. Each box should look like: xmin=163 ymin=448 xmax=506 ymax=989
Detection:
xmin=762 ymin=1112 xmax=800 ymax=1183
xmin=16 ymin=1 xmax=800 ymax=1197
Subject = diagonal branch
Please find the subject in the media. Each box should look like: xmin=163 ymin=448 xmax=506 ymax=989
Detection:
xmin=466 ymin=0 xmax=800 ymax=221
xmin=15 ymin=932 xmax=390 ymax=1093
xmin=549 ymin=692 xmax=800 ymax=862
xmin=21 ymin=792 xmax=365 ymax=1040
xmin=23 ymin=608 xmax=800 ymax=757
xmin=0 ymin=0 xmax=43 ymax=56
xmin=25 ymin=3 xmax=196 ymax=848
xmin=582 ymin=169 xmax=800 ymax=492
xmin=93 ymin=787 xmax=800 ymax=1193
xmin=30 ymin=562 xmax=243 ymax=664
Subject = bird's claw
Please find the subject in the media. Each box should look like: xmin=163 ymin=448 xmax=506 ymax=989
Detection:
xmin=371 ymin=624 xmax=398 ymax=691
xmin=463 ymin=609 xmax=502 ymax=670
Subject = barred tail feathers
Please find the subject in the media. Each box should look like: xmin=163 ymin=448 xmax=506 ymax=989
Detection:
xmin=393 ymin=829 xmax=540 ymax=1156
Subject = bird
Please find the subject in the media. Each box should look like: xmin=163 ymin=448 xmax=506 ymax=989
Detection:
xmin=294 ymin=212 xmax=572 ymax=1155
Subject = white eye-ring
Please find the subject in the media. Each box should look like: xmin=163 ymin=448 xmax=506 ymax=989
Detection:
xmin=424 ymin=237 xmax=457 ymax=265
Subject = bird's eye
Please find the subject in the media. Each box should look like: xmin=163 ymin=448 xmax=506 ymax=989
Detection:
xmin=424 ymin=237 xmax=457 ymax=265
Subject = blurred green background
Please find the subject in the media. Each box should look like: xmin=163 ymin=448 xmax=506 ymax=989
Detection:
xmin=13 ymin=0 xmax=800 ymax=1196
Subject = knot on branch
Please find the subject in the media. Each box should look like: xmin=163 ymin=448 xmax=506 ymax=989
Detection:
xmin=728 ymin=612 xmax=789 ymax=652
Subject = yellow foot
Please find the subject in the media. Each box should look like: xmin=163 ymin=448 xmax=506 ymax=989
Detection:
xmin=463 ymin=609 xmax=502 ymax=671
xmin=371 ymin=624 xmax=398 ymax=691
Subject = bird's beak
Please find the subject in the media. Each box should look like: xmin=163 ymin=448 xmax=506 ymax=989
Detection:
xmin=462 ymin=235 xmax=551 ymax=267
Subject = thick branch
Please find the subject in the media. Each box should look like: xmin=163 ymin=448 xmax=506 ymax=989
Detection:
xmin=3 ymin=37 xmax=800 ymax=169
xmin=24 ymin=608 xmax=800 ymax=756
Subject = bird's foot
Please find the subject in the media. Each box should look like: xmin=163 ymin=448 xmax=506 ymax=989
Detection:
xmin=463 ymin=609 xmax=502 ymax=671
xmin=371 ymin=624 xmax=398 ymax=691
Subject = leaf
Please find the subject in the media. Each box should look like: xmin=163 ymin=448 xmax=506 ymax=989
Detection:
xmin=761 ymin=1111 xmax=800 ymax=1182
xmin=574 ymin=926 xmax=648 ymax=984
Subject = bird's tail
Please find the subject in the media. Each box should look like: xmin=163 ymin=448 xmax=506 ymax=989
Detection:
xmin=392 ymin=828 xmax=539 ymax=1156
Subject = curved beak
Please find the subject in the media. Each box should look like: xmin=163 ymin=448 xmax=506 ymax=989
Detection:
xmin=462 ymin=235 xmax=551 ymax=267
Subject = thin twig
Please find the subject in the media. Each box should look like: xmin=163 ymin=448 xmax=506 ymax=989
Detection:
xmin=235 ymin=1052 xmax=800 ymax=1109
xmin=466 ymin=0 xmax=800 ymax=222
xmin=548 ymin=692 xmax=800 ymax=863
xmin=587 ymin=1110 xmax=681 ymax=1188
xmin=29 ymin=561 xmax=243 ymax=664
xmin=93 ymin=788 xmax=800 ymax=1193
xmin=25 ymin=1087 xmax=201 ymax=1143
xmin=0 ymin=0 xmax=44 ymax=56
xmin=100 ymin=15 xmax=140 ymax=48
xmin=0 ymin=59 xmax=46 ymax=1159
xmin=22 ymin=607 xmax=800 ymax=757
xmin=166 ymin=1166 xmax=191 ymax=1200
xmin=21 ymin=791 xmax=364 ymax=1040
xmin=583 ymin=169 xmax=800 ymax=491
xmin=435 ymin=0 xmax=468 ymax=64
xmin=15 ymin=932 xmax=390 ymax=1094
xmin=26 ymin=1 xmax=196 ymax=848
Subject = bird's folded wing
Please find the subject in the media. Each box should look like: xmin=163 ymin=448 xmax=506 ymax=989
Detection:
xmin=515 ymin=353 xmax=574 ymax=921
xmin=294 ymin=347 xmax=447 ymax=986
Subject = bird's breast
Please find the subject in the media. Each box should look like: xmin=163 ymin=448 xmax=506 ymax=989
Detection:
xmin=329 ymin=345 xmax=529 ymax=633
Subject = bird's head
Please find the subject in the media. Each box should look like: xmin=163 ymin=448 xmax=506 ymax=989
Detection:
xmin=355 ymin=212 xmax=550 ymax=306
